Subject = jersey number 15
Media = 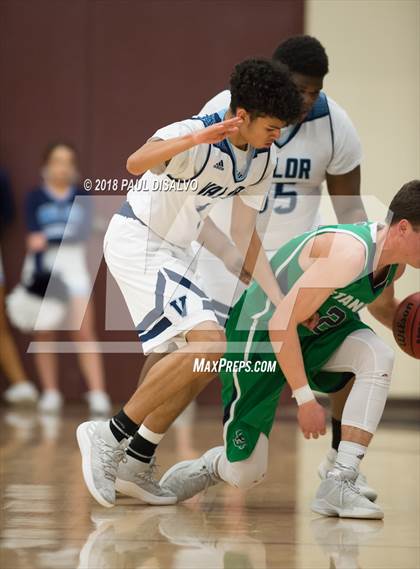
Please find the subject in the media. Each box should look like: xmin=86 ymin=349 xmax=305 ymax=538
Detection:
xmin=259 ymin=183 xmax=297 ymax=215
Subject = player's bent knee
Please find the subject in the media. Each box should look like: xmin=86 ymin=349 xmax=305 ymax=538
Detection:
xmin=367 ymin=341 xmax=395 ymax=385
xmin=225 ymin=462 xmax=267 ymax=490
xmin=218 ymin=436 xmax=269 ymax=490
xmin=342 ymin=337 xmax=395 ymax=434
xmin=378 ymin=342 xmax=395 ymax=373
xmin=234 ymin=467 xmax=266 ymax=490
xmin=188 ymin=327 xmax=226 ymax=360
xmin=353 ymin=331 xmax=395 ymax=376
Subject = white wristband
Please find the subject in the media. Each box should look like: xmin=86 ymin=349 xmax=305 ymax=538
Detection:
xmin=292 ymin=385 xmax=315 ymax=406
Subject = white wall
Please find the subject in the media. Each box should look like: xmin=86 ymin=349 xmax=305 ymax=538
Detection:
xmin=306 ymin=0 xmax=420 ymax=397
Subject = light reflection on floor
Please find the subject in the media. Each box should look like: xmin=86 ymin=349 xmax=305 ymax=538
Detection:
xmin=0 ymin=407 xmax=418 ymax=569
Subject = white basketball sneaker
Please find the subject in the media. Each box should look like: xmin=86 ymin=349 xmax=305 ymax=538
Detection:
xmin=76 ymin=420 xmax=126 ymax=508
xmin=115 ymin=455 xmax=177 ymax=505
xmin=318 ymin=448 xmax=378 ymax=502
xmin=312 ymin=468 xmax=384 ymax=519
xmin=38 ymin=389 xmax=63 ymax=413
xmin=86 ymin=390 xmax=112 ymax=417
xmin=3 ymin=381 xmax=38 ymax=405
xmin=160 ymin=446 xmax=223 ymax=502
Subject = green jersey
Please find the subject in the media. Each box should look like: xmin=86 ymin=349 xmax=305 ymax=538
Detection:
xmin=228 ymin=221 xmax=397 ymax=353
xmin=221 ymin=222 xmax=398 ymax=462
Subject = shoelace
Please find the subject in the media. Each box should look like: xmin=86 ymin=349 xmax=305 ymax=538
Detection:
xmin=191 ymin=462 xmax=219 ymax=499
xmin=203 ymin=471 xmax=215 ymax=496
xmin=339 ymin=478 xmax=360 ymax=505
xmin=189 ymin=464 xmax=209 ymax=480
xmin=134 ymin=458 xmax=163 ymax=491
xmin=98 ymin=439 xmax=126 ymax=481
xmin=200 ymin=464 xmax=220 ymax=499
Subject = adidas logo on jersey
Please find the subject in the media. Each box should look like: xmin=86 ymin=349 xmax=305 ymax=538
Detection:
xmin=213 ymin=160 xmax=224 ymax=171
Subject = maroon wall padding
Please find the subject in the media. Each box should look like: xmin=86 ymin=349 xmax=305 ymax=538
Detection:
xmin=0 ymin=0 xmax=303 ymax=403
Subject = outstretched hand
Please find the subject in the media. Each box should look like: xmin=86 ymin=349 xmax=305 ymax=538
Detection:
xmin=193 ymin=117 xmax=243 ymax=145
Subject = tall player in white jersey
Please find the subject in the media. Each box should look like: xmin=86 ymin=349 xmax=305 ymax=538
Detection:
xmin=198 ymin=36 xmax=365 ymax=320
xmin=195 ymin=36 xmax=376 ymax=499
xmin=76 ymin=59 xmax=304 ymax=508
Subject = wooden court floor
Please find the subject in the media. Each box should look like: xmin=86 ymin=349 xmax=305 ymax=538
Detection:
xmin=0 ymin=406 xmax=419 ymax=569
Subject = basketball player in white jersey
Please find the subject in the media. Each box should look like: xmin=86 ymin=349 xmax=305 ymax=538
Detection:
xmin=195 ymin=35 xmax=376 ymax=499
xmin=76 ymin=59 xmax=304 ymax=507
xmin=197 ymin=36 xmax=364 ymax=319
xmin=132 ymin=36 xmax=375 ymax=502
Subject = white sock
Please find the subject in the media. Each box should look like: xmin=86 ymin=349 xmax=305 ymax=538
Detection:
xmin=138 ymin=424 xmax=165 ymax=444
xmin=335 ymin=440 xmax=367 ymax=472
xmin=125 ymin=453 xmax=148 ymax=471
xmin=125 ymin=425 xmax=166 ymax=463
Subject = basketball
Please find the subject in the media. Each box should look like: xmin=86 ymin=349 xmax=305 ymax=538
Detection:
xmin=392 ymin=292 xmax=420 ymax=358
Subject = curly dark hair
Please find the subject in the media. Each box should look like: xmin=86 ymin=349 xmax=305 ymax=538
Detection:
xmin=273 ymin=35 xmax=329 ymax=78
xmin=389 ymin=180 xmax=420 ymax=230
xmin=229 ymin=58 xmax=302 ymax=124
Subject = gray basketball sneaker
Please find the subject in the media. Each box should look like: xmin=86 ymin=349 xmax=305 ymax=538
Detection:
xmin=312 ymin=468 xmax=384 ymax=519
xmin=318 ymin=448 xmax=378 ymax=501
xmin=115 ymin=455 xmax=177 ymax=505
xmin=76 ymin=420 xmax=126 ymax=508
xmin=160 ymin=446 xmax=223 ymax=502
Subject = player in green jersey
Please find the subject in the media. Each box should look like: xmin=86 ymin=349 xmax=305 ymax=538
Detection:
xmin=161 ymin=180 xmax=420 ymax=519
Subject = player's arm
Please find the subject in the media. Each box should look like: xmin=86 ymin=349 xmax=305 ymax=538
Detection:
xmin=326 ymin=102 xmax=366 ymax=223
xmin=268 ymin=238 xmax=365 ymax=438
xmin=126 ymin=117 xmax=242 ymax=176
xmin=326 ymin=166 xmax=367 ymax=223
xmin=367 ymin=264 xmax=406 ymax=329
xmin=197 ymin=218 xmax=251 ymax=284
xmin=230 ymin=196 xmax=283 ymax=306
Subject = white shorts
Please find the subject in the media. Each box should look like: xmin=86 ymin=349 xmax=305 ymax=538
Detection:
xmin=194 ymin=247 xmax=277 ymax=325
xmin=21 ymin=243 xmax=91 ymax=297
xmin=104 ymin=207 xmax=218 ymax=354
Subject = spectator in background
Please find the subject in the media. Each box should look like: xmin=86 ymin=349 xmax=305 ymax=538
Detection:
xmin=23 ymin=143 xmax=111 ymax=415
xmin=0 ymin=168 xmax=38 ymax=405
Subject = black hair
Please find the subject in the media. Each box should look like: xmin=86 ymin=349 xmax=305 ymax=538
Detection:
xmin=229 ymin=58 xmax=302 ymax=124
xmin=389 ymin=180 xmax=420 ymax=230
xmin=42 ymin=142 xmax=78 ymax=166
xmin=272 ymin=35 xmax=329 ymax=78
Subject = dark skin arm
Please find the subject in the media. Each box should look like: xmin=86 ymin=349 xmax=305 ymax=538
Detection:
xmin=326 ymin=165 xmax=367 ymax=223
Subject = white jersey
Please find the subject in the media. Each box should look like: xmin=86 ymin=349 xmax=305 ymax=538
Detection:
xmin=127 ymin=112 xmax=275 ymax=249
xmin=199 ymin=90 xmax=362 ymax=250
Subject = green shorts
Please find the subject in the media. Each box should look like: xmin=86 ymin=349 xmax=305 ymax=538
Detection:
xmin=221 ymin=319 xmax=370 ymax=463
